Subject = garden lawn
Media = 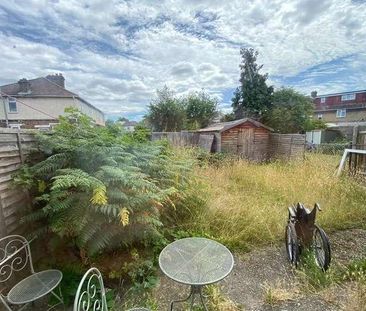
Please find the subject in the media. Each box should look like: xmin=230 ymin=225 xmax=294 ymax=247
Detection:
xmin=188 ymin=153 xmax=366 ymax=251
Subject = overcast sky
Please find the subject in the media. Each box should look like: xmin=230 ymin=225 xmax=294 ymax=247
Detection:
xmin=0 ymin=0 xmax=365 ymax=120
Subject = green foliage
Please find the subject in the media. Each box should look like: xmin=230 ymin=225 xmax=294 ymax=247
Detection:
xmin=145 ymin=87 xmax=218 ymax=131
xmin=220 ymin=112 xmax=235 ymax=122
xmin=122 ymin=249 xmax=158 ymax=292
xmin=49 ymin=268 xmax=82 ymax=306
xmin=232 ymin=48 xmax=274 ymax=119
xmin=296 ymin=251 xmax=341 ymax=291
xmin=345 ymin=258 xmax=366 ymax=282
xmin=146 ymin=86 xmax=186 ymax=131
xmin=17 ymin=108 xmax=194 ymax=257
xmin=263 ymin=88 xmax=315 ymax=133
xmin=183 ymin=91 xmax=218 ymax=130
xmin=130 ymin=124 xmax=151 ymax=142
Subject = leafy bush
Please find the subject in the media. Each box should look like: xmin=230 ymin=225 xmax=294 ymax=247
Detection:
xmin=16 ymin=108 xmax=194 ymax=257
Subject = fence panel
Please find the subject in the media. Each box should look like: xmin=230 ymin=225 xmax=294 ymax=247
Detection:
xmin=268 ymin=133 xmax=305 ymax=160
xmin=152 ymin=132 xmax=202 ymax=147
xmin=0 ymin=129 xmax=36 ymax=238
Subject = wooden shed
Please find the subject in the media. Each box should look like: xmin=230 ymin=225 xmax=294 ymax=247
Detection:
xmin=197 ymin=118 xmax=274 ymax=161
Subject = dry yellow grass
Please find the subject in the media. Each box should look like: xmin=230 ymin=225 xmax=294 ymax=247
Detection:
xmin=191 ymin=153 xmax=366 ymax=250
xmin=262 ymin=281 xmax=300 ymax=306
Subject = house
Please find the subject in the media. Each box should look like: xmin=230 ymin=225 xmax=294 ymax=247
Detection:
xmin=0 ymin=74 xmax=105 ymax=129
xmin=197 ymin=118 xmax=274 ymax=161
xmin=312 ymin=90 xmax=366 ymax=124
xmin=121 ymin=120 xmax=138 ymax=132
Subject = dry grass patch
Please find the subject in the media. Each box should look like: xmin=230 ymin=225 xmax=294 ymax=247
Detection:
xmin=205 ymin=285 xmax=244 ymax=311
xmin=262 ymin=281 xmax=300 ymax=306
xmin=192 ymin=154 xmax=366 ymax=250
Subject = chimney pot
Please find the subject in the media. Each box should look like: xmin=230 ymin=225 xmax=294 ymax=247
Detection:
xmin=18 ymin=78 xmax=31 ymax=94
xmin=46 ymin=73 xmax=65 ymax=88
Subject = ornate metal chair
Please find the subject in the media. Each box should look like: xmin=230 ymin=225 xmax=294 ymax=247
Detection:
xmin=74 ymin=267 xmax=150 ymax=311
xmin=0 ymin=235 xmax=64 ymax=310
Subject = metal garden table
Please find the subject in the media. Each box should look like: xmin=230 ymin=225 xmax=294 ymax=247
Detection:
xmin=159 ymin=237 xmax=234 ymax=311
xmin=7 ymin=270 xmax=63 ymax=309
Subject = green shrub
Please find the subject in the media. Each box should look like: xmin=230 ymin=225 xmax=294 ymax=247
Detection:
xmin=16 ymin=108 xmax=195 ymax=258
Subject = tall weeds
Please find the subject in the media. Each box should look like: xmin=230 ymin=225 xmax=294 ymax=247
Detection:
xmin=188 ymin=153 xmax=366 ymax=250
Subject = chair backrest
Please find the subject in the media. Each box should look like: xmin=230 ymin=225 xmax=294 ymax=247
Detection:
xmin=74 ymin=267 xmax=108 ymax=311
xmin=0 ymin=235 xmax=34 ymax=286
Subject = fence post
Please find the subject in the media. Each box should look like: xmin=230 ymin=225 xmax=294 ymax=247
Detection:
xmin=16 ymin=131 xmax=25 ymax=163
xmin=289 ymin=136 xmax=293 ymax=160
xmin=352 ymin=126 xmax=359 ymax=149
xmin=0 ymin=196 xmax=7 ymax=238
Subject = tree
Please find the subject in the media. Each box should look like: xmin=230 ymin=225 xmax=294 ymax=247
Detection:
xmin=183 ymin=91 xmax=218 ymax=129
xmin=232 ymin=48 xmax=273 ymax=120
xmin=146 ymin=86 xmax=186 ymax=131
xmin=263 ymin=88 xmax=318 ymax=133
xmin=220 ymin=112 xmax=235 ymax=122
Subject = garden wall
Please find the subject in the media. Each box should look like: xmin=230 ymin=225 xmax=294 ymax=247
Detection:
xmin=0 ymin=129 xmax=36 ymax=239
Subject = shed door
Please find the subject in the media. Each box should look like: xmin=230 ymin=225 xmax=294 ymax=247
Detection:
xmin=238 ymin=128 xmax=254 ymax=158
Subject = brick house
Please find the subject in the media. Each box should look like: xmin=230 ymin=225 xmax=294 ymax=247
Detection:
xmin=313 ymin=90 xmax=366 ymax=124
xmin=0 ymin=74 xmax=105 ymax=129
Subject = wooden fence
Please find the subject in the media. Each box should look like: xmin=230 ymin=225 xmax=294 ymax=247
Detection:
xmin=0 ymin=129 xmax=36 ymax=239
xmin=151 ymin=132 xmax=214 ymax=151
xmin=268 ymin=133 xmax=305 ymax=160
xmin=152 ymin=131 xmax=305 ymax=161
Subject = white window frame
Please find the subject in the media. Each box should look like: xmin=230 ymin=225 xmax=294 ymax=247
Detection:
xmin=341 ymin=93 xmax=356 ymax=101
xmin=320 ymin=97 xmax=326 ymax=103
xmin=317 ymin=113 xmax=323 ymax=119
xmin=336 ymin=109 xmax=346 ymax=118
xmin=7 ymin=98 xmax=18 ymax=113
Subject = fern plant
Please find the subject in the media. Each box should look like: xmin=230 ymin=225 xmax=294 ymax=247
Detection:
xmin=17 ymin=108 xmax=194 ymax=256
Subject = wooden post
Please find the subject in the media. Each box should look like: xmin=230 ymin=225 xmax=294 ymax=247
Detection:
xmin=289 ymin=135 xmax=293 ymax=160
xmin=0 ymin=196 xmax=7 ymax=238
xmin=352 ymin=126 xmax=359 ymax=149
xmin=16 ymin=131 xmax=25 ymax=164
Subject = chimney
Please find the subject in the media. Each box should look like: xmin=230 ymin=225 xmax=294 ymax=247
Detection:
xmin=311 ymin=91 xmax=317 ymax=98
xmin=46 ymin=73 xmax=65 ymax=88
xmin=18 ymin=78 xmax=31 ymax=94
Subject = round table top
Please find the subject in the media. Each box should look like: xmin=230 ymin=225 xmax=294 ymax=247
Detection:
xmin=159 ymin=237 xmax=234 ymax=286
xmin=7 ymin=270 xmax=63 ymax=305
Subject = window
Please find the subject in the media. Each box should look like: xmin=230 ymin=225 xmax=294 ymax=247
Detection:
xmin=336 ymin=109 xmax=346 ymax=118
xmin=317 ymin=113 xmax=323 ymax=119
xmin=8 ymin=98 xmax=17 ymax=113
xmin=320 ymin=97 xmax=326 ymax=103
xmin=341 ymin=93 xmax=356 ymax=101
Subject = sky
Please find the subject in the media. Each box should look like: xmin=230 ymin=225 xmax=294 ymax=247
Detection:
xmin=0 ymin=0 xmax=365 ymax=121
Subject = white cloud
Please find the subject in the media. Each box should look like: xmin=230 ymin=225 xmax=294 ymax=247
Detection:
xmin=0 ymin=0 xmax=365 ymax=118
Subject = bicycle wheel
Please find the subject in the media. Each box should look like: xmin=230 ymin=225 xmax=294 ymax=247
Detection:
xmin=285 ymin=222 xmax=299 ymax=266
xmin=313 ymin=225 xmax=331 ymax=271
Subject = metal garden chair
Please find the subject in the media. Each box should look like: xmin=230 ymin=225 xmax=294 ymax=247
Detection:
xmin=0 ymin=235 xmax=64 ymax=310
xmin=74 ymin=267 xmax=150 ymax=311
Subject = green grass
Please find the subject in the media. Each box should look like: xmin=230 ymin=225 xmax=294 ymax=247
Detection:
xmin=183 ymin=153 xmax=366 ymax=250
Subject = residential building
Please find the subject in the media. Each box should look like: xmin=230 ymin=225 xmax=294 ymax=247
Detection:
xmin=0 ymin=74 xmax=105 ymax=129
xmin=313 ymin=90 xmax=366 ymax=124
xmin=122 ymin=121 xmax=138 ymax=132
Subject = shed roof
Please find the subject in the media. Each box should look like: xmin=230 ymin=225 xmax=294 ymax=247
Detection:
xmin=197 ymin=118 xmax=274 ymax=133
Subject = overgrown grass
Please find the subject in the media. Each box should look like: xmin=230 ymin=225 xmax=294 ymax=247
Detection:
xmin=185 ymin=153 xmax=366 ymax=250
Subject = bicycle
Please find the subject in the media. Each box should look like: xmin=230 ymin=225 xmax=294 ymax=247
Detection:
xmin=285 ymin=202 xmax=331 ymax=271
